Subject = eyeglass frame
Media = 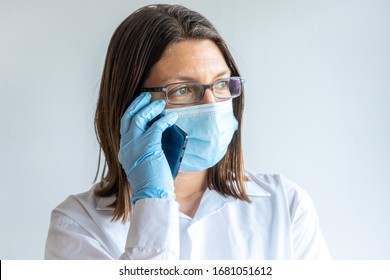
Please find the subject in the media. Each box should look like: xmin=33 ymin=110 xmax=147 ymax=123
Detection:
xmin=140 ymin=76 xmax=244 ymax=105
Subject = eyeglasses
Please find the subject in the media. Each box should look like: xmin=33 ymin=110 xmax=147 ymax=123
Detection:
xmin=140 ymin=76 xmax=244 ymax=105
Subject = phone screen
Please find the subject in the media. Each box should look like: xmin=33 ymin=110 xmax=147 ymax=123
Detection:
xmin=147 ymin=114 xmax=188 ymax=179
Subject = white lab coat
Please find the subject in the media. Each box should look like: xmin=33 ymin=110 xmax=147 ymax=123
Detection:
xmin=44 ymin=171 xmax=331 ymax=259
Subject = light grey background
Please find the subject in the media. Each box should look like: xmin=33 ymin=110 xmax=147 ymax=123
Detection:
xmin=1 ymin=0 xmax=389 ymax=259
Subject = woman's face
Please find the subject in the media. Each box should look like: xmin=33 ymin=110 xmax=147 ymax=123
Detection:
xmin=143 ymin=39 xmax=231 ymax=108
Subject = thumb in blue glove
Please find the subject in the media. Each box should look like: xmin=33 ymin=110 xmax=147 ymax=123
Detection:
xmin=118 ymin=92 xmax=178 ymax=205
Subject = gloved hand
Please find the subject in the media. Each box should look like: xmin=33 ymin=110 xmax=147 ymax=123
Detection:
xmin=118 ymin=92 xmax=178 ymax=205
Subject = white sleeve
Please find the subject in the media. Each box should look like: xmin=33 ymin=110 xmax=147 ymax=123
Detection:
xmin=283 ymin=177 xmax=332 ymax=260
xmin=120 ymin=198 xmax=180 ymax=259
xmin=45 ymin=198 xmax=180 ymax=260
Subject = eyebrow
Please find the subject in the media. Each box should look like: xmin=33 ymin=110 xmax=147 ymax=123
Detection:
xmin=160 ymin=69 xmax=232 ymax=85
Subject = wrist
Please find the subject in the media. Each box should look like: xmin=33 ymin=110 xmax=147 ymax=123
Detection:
xmin=132 ymin=187 xmax=175 ymax=205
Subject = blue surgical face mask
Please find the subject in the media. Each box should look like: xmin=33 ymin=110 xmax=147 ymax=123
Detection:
xmin=163 ymin=100 xmax=238 ymax=172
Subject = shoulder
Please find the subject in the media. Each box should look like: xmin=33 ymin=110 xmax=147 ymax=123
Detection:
xmin=244 ymin=171 xmax=331 ymax=259
xmin=245 ymin=170 xmax=316 ymax=218
xmin=46 ymin=183 xmax=126 ymax=259
xmin=246 ymin=170 xmax=307 ymax=198
xmin=54 ymin=183 xmax=97 ymax=212
xmin=51 ymin=182 xmax=115 ymax=223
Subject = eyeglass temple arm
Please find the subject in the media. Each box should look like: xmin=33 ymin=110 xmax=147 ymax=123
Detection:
xmin=140 ymin=87 xmax=165 ymax=93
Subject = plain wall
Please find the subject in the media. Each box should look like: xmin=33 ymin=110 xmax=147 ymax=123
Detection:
xmin=0 ymin=0 xmax=389 ymax=259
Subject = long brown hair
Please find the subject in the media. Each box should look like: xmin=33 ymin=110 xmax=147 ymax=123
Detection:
xmin=94 ymin=4 xmax=249 ymax=222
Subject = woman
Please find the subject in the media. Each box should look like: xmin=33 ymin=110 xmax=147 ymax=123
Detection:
xmin=45 ymin=4 xmax=331 ymax=259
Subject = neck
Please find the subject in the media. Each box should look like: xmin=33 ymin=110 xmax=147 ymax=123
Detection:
xmin=174 ymin=170 xmax=208 ymax=217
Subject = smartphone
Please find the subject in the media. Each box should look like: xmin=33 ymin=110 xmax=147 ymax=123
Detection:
xmin=147 ymin=114 xmax=188 ymax=179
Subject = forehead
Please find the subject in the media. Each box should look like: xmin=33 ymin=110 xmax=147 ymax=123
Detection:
xmin=145 ymin=39 xmax=230 ymax=86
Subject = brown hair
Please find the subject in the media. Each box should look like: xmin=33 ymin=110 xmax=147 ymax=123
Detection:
xmin=94 ymin=4 xmax=249 ymax=222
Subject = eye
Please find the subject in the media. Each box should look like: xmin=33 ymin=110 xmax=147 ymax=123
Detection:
xmin=174 ymin=87 xmax=190 ymax=95
xmin=214 ymin=80 xmax=231 ymax=92
xmin=215 ymin=80 xmax=229 ymax=89
xmin=168 ymin=85 xmax=193 ymax=96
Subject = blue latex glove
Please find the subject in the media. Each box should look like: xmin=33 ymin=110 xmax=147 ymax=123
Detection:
xmin=118 ymin=92 xmax=178 ymax=205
